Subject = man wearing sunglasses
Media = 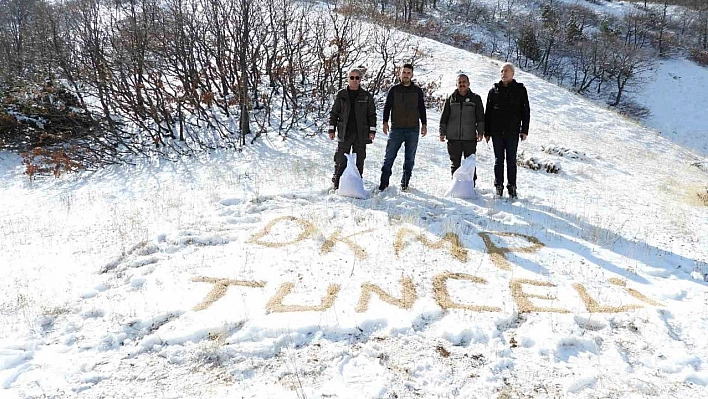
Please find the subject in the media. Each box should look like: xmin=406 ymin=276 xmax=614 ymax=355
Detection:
xmin=379 ymin=63 xmax=427 ymax=192
xmin=328 ymin=68 xmax=377 ymax=190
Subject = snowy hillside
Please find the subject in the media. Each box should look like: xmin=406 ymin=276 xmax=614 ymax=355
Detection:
xmin=427 ymin=0 xmax=708 ymax=158
xmin=639 ymin=58 xmax=708 ymax=156
xmin=2 ymin=33 xmax=708 ymax=399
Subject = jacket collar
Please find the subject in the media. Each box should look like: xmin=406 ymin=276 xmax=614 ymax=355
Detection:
xmin=454 ymin=89 xmax=474 ymax=99
xmin=495 ymin=79 xmax=517 ymax=89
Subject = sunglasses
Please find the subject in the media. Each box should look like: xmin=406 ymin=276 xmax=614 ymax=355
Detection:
xmin=349 ymin=76 xmax=361 ymax=80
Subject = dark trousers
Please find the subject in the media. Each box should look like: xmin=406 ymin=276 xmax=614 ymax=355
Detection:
xmin=380 ymin=128 xmax=419 ymax=186
xmin=334 ymin=142 xmax=366 ymax=179
xmin=491 ymin=133 xmax=519 ymax=188
xmin=447 ymin=140 xmax=477 ymax=185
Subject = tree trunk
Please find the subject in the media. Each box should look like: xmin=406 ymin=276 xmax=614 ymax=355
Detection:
xmin=658 ymin=2 xmax=668 ymax=57
xmin=611 ymin=74 xmax=628 ymax=107
xmin=239 ymin=0 xmax=250 ymax=146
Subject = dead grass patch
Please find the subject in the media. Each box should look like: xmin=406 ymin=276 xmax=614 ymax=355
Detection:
xmin=510 ymin=279 xmax=569 ymax=314
xmin=248 ymin=216 xmax=316 ymax=248
xmin=395 ymin=228 xmax=467 ymax=262
xmin=266 ymin=283 xmax=340 ymax=313
xmin=697 ymin=186 xmax=708 ymax=206
xmin=433 ymin=272 xmax=501 ymax=312
xmin=355 ymin=278 xmax=417 ymax=312
xmin=191 ymin=277 xmax=266 ymax=311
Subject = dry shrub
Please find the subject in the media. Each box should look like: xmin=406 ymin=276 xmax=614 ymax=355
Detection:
xmin=698 ymin=186 xmax=708 ymax=206
xmin=418 ymin=78 xmax=446 ymax=111
xmin=517 ymin=151 xmax=561 ymax=173
xmin=21 ymin=146 xmax=83 ymax=179
xmin=690 ymin=49 xmax=708 ymax=67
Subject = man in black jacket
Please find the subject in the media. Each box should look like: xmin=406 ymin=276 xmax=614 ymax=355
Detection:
xmin=484 ymin=63 xmax=530 ymax=199
xmin=379 ymin=63 xmax=428 ymax=191
xmin=439 ymin=74 xmax=485 ymax=185
xmin=328 ymin=68 xmax=377 ymax=190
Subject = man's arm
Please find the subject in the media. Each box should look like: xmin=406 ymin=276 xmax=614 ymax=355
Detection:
xmin=382 ymin=87 xmax=395 ymax=135
xmin=417 ymin=86 xmax=427 ymax=136
xmin=520 ymin=86 xmax=530 ymax=135
xmin=484 ymin=90 xmax=493 ymax=142
xmin=367 ymin=93 xmax=376 ymax=141
xmin=475 ymin=95 xmax=485 ymax=139
xmin=328 ymin=93 xmax=341 ymax=140
xmin=439 ymin=95 xmax=451 ymax=141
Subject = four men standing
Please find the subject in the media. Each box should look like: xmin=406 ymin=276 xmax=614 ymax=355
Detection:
xmin=329 ymin=62 xmax=530 ymax=198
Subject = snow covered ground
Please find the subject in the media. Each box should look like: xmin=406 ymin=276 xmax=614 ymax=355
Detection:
xmin=2 ymin=30 xmax=708 ymax=399
xmin=638 ymin=58 xmax=708 ymax=157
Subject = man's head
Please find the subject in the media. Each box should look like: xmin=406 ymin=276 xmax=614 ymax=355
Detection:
xmin=348 ymin=68 xmax=362 ymax=90
xmin=400 ymin=63 xmax=414 ymax=86
xmin=500 ymin=63 xmax=515 ymax=85
xmin=456 ymin=74 xmax=470 ymax=95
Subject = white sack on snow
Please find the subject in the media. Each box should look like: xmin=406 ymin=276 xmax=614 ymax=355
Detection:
xmin=445 ymin=155 xmax=477 ymax=199
xmin=338 ymin=152 xmax=368 ymax=199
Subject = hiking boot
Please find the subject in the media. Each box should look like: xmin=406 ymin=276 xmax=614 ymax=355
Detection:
xmin=401 ymin=173 xmax=411 ymax=192
xmin=379 ymin=172 xmax=390 ymax=191
xmin=332 ymin=175 xmax=340 ymax=190
xmin=495 ymin=185 xmax=504 ymax=197
xmin=508 ymin=185 xmax=517 ymax=199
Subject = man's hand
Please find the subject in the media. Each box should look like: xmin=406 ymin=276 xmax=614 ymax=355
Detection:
xmin=328 ymin=131 xmax=335 ymax=140
xmin=369 ymin=133 xmax=375 ymax=141
xmin=421 ymin=125 xmax=427 ymax=137
xmin=382 ymin=122 xmax=389 ymax=135
xmin=520 ymin=133 xmax=528 ymax=141
xmin=485 ymin=136 xmax=490 ymax=143
xmin=439 ymin=135 xmax=445 ymax=142
xmin=477 ymin=134 xmax=484 ymax=142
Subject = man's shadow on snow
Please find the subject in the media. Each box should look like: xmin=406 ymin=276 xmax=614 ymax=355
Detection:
xmin=343 ymin=184 xmax=706 ymax=287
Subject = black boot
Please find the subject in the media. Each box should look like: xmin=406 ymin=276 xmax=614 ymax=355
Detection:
xmin=401 ymin=172 xmax=411 ymax=191
xmin=332 ymin=175 xmax=340 ymax=190
xmin=378 ymin=178 xmax=389 ymax=191
xmin=508 ymin=185 xmax=517 ymax=199
xmin=495 ymin=185 xmax=504 ymax=197
xmin=379 ymin=171 xmax=390 ymax=191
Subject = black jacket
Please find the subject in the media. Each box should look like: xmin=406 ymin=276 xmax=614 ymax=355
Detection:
xmin=329 ymin=88 xmax=376 ymax=144
xmin=484 ymin=80 xmax=530 ymax=137
xmin=382 ymin=83 xmax=427 ymax=129
xmin=439 ymin=89 xmax=485 ymax=141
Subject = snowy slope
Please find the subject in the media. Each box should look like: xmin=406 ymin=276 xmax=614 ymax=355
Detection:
xmin=639 ymin=58 xmax=708 ymax=157
xmin=448 ymin=0 xmax=708 ymax=158
xmin=1 ymin=32 xmax=708 ymax=399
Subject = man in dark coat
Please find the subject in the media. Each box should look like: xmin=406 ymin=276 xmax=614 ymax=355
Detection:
xmin=439 ymin=74 xmax=485 ymax=185
xmin=328 ymin=68 xmax=377 ymax=189
xmin=379 ymin=63 xmax=428 ymax=191
xmin=484 ymin=63 xmax=530 ymax=199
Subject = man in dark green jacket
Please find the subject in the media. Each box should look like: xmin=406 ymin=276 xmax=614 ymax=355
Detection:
xmin=439 ymin=74 xmax=485 ymax=186
xmin=328 ymin=68 xmax=377 ymax=189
